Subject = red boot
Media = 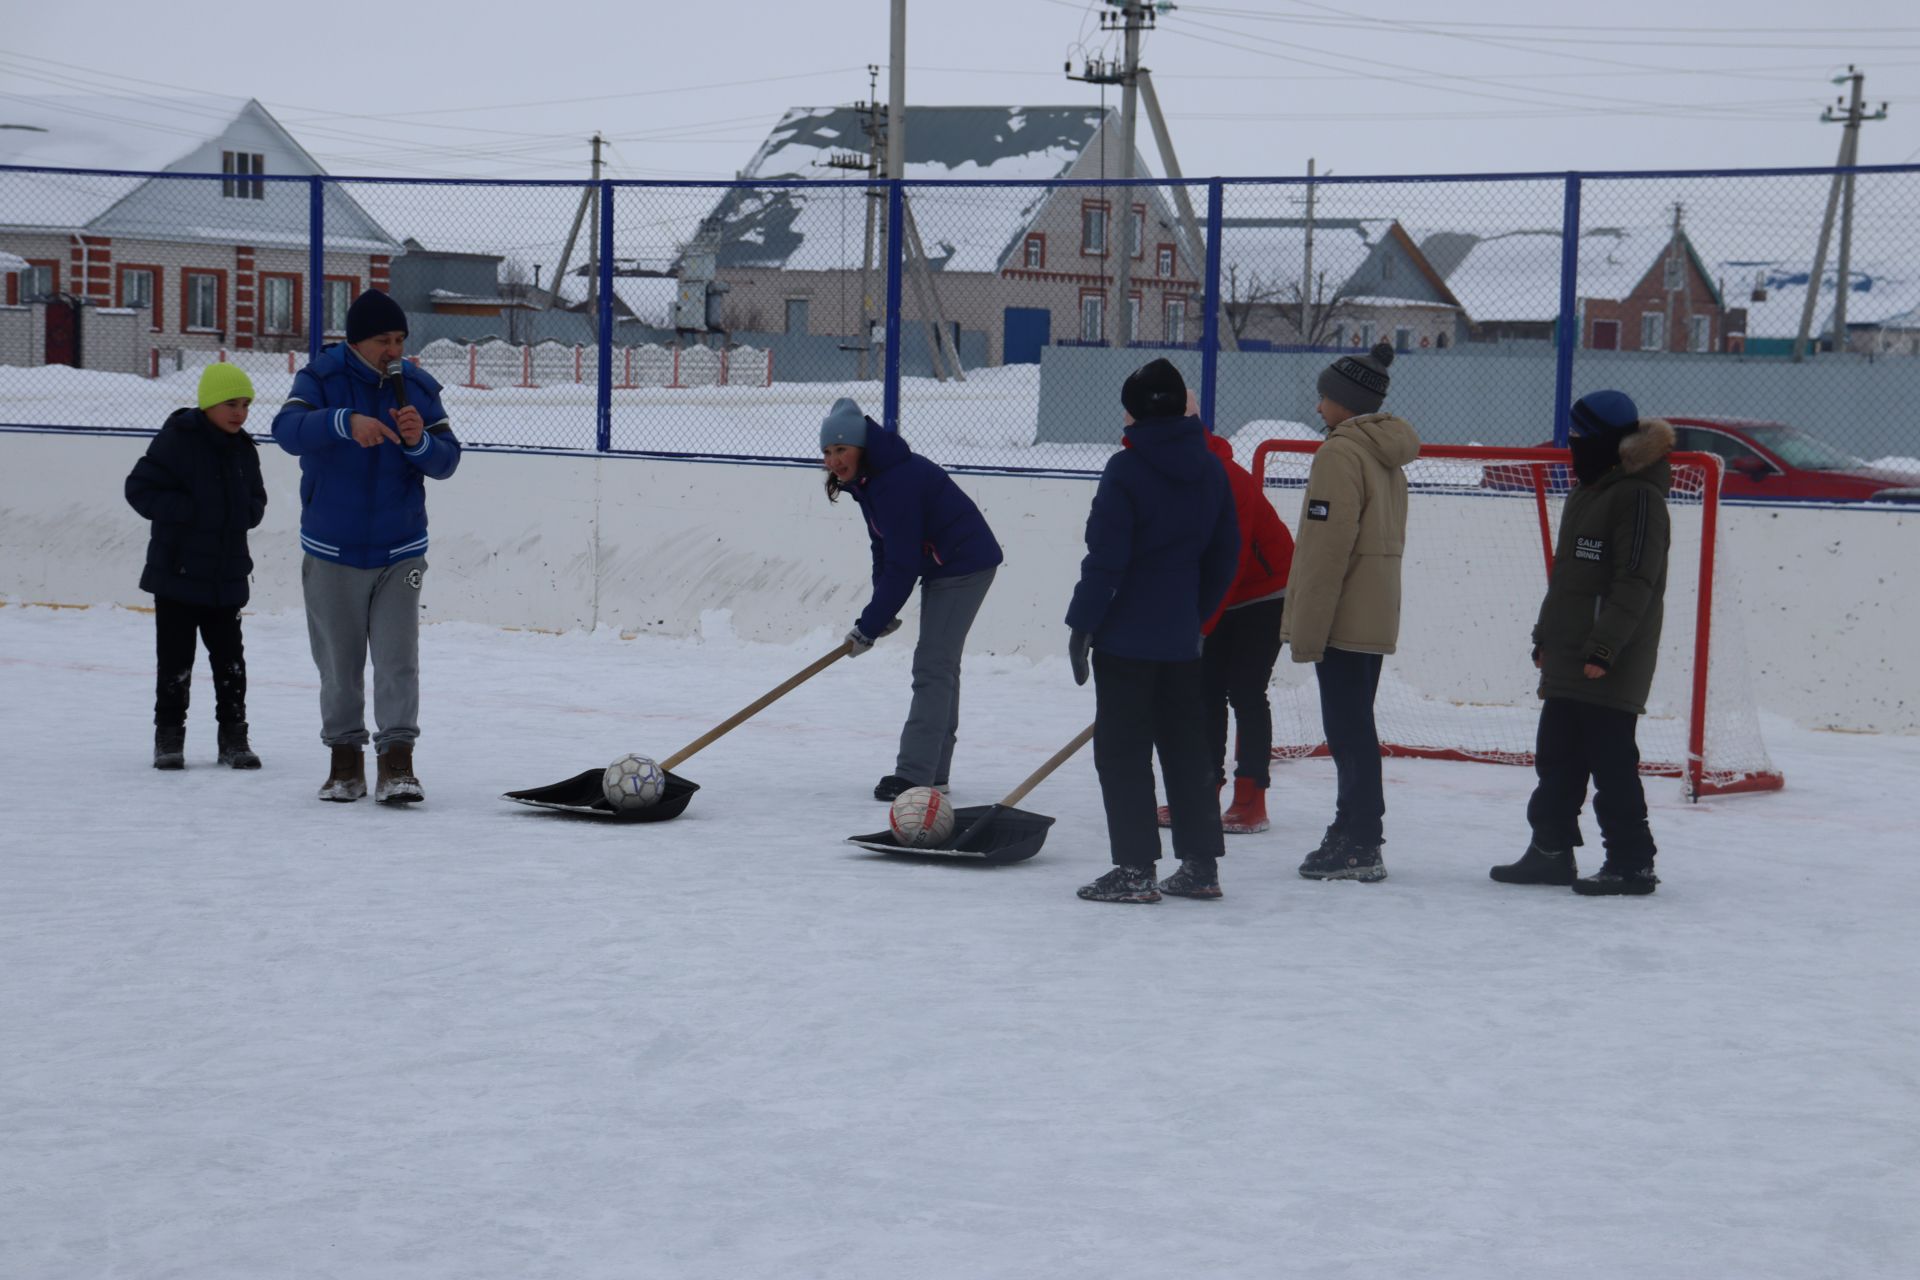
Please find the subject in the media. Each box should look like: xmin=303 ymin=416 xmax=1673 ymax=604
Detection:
xmin=1221 ymin=777 xmax=1270 ymax=834
xmin=1157 ymin=781 xmax=1224 ymax=829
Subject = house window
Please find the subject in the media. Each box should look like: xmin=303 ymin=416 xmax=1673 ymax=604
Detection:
xmin=1358 ymin=321 xmax=1376 ymax=348
xmin=1156 ymin=245 xmax=1175 ymax=278
xmin=1394 ymin=326 xmax=1413 ymax=353
xmin=1689 ymin=314 xmax=1711 ymax=352
xmin=1081 ymin=203 xmax=1108 ymax=256
xmin=1129 ymin=205 xmax=1145 ymax=258
xmin=322 ymin=277 xmax=356 ymax=335
xmin=186 ymin=272 xmax=222 ymax=331
xmin=1126 ymin=293 xmax=1141 ymax=342
xmin=119 ymin=266 xmax=162 ymax=329
xmin=261 ymin=274 xmax=298 ymax=334
xmin=784 ymin=297 xmax=809 ymax=335
xmin=1079 ymin=291 xmax=1105 ymax=343
xmin=1640 ymin=312 xmax=1665 ymax=351
xmin=222 ymin=151 xmax=265 ymax=200
xmin=1165 ymin=296 xmax=1188 ymax=344
xmin=1591 ymin=319 xmax=1620 ymax=350
xmin=1435 ymin=331 xmax=1451 ymax=350
xmin=24 ymin=261 xmax=57 ymax=299
xmin=1023 ymin=234 xmax=1045 ymax=269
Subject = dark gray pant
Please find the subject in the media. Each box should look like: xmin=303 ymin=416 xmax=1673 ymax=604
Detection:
xmin=895 ymin=566 xmax=996 ymax=786
xmin=301 ymin=555 xmax=426 ymax=751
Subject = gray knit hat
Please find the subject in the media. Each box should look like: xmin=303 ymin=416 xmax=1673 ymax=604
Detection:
xmin=819 ymin=397 xmax=870 ymax=450
xmin=1317 ymin=341 xmax=1396 ymax=415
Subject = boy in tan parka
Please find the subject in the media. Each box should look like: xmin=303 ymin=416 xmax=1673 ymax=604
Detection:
xmin=1282 ymin=342 xmax=1421 ymax=882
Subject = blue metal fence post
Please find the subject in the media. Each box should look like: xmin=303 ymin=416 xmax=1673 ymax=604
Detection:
xmin=307 ymin=178 xmax=324 ymax=364
xmin=596 ymin=180 xmax=615 ymax=453
xmin=1200 ymin=179 xmax=1225 ymax=427
xmin=1551 ymin=174 xmax=1583 ymax=446
xmin=882 ymin=180 xmax=905 ymax=433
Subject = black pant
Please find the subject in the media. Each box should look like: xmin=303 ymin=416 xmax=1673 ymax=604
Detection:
xmin=153 ymin=597 xmax=247 ymax=729
xmin=1093 ymin=651 xmax=1225 ymax=869
xmin=1526 ymin=696 xmax=1656 ymax=866
xmin=1203 ymin=596 xmax=1285 ymax=788
xmin=1314 ymin=645 xmax=1386 ymax=846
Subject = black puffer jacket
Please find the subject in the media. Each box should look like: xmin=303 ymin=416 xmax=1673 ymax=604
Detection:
xmin=125 ymin=408 xmax=268 ymax=608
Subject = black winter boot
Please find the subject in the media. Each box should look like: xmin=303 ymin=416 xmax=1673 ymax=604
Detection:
xmin=1298 ymin=828 xmax=1387 ymax=882
xmin=153 ymin=725 xmax=186 ymax=771
xmin=1573 ymin=862 xmax=1659 ymax=896
xmin=216 ymin=723 xmax=261 ymax=770
xmin=1077 ymin=864 xmax=1161 ymax=904
xmin=1491 ymin=843 xmax=1576 ymax=885
xmin=874 ymin=774 xmax=917 ymax=802
xmin=1161 ymin=858 xmax=1223 ymax=900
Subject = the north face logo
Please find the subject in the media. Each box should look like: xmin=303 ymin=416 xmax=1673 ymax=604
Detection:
xmin=1575 ymin=537 xmax=1605 ymax=561
xmin=1307 ymin=500 xmax=1331 ymax=522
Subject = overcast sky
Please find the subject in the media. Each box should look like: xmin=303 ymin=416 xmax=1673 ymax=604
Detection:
xmin=6 ymin=0 xmax=1918 ymax=183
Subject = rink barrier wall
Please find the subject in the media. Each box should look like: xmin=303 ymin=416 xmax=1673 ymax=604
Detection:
xmin=2 ymin=430 xmax=1914 ymax=733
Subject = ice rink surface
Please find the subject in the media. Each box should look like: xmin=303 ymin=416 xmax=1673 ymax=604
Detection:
xmin=2 ymin=604 xmax=1915 ymax=1279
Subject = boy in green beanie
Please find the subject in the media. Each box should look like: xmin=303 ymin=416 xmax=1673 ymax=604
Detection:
xmin=125 ymin=361 xmax=269 ymax=769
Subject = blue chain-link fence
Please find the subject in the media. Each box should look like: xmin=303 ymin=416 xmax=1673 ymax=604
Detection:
xmin=4 ymin=161 xmax=1917 ymax=495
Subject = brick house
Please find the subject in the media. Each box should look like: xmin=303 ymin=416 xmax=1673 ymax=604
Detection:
xmin=696 ymin=105 xmax=1204 ymax=366
xmin=0 ymin=94 xmax=400 ymax=360
xmin=1218 ymin=217 xmax=1466 ymax=352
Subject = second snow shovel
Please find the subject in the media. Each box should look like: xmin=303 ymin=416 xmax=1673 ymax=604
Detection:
xmin=845 ymin=722 xmax=1095 ymax=863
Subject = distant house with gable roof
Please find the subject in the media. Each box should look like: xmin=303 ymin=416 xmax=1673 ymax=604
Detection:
xmin=1217 ymin=216 xmax=1465 ymax=352
xmin=0 ymin=94 xmax=400 ymax=363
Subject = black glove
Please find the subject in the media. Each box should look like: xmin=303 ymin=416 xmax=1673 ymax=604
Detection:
xmin=1069 ymin=629 xmax=1091 ymax=686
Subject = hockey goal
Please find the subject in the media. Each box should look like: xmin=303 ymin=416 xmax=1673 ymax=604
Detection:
xmin=1253 ymin=440 xmax=1784 ymax=799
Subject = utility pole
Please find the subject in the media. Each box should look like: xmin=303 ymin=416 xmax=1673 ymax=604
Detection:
xmin=585 ymin=131 xmax=604 ymax=314
xmin=1301 ymin=159 xmax=1317 ymax=343
xmin=1794 ymin=67 xmax=1887 ymax=361
xmin=888 ymin=0 xmax=906 ymax=183
xmin=826 ymin=67 xmax=885 ymax=379
xmin=1113 ymin=1 xmax=1145 ymax=347
xmin=544 ymin=135 xmax=603 ymax=314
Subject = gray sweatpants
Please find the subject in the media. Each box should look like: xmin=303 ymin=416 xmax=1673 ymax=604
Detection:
xmin=301 ymin=555 xmax=427 ymax=751
xmin=895 ymin=566 xmax=996 ymax=786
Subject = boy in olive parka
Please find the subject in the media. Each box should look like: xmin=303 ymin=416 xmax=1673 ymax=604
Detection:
xmin=1493 ymin=390 xmax=1674 ymax=896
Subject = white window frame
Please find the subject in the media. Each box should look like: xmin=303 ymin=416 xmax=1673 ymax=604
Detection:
xmin=122 ymin=267 xmax=154 ymax=315
xmin=1129 ymin=205 xmax=1145 ymax=258
xmin=186 ymin=273 xmax=220 ymax=331
xmin=1165 ymin=297 xmax=1188 ymax=344
xmin=323 ymin=280 xmax=353 ymax=336
xmin=262 ymin=276 xmax=294 ymax=334
xmin=24 ymin=264 xmax=54 ymax=299
xmin=1082 ymin=205 xmax=1108 ymax=256
xmin=1024 ymin=236 xmax=1043 ymax=269
xmin=1641 ymin=312 xmax=1666 ymax=351
xmin=1689 ymin=314 xmax=1711 ymax=352
xmin=1394 ymin=326 xmax=1413 ymax=352
xmin=1080 ymin=292 xmax=1105 ymax=343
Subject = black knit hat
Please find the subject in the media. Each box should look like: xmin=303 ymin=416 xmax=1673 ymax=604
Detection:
xmin=345 ymin=288 xmax=409 ymax=344
xmin=1121 ymin=357 xmax=1188 ymax=421
xmin=1317 ymin=341 xmax=1396 ymax=415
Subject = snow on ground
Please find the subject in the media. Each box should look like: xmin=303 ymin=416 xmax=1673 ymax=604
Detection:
xmin=2 ymin=603 xmax=1916 ymax=1280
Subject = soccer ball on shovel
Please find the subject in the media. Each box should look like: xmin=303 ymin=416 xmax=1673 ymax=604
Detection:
xmin=889 ymin=786 xmax=955 ymax=848
xmin=603 ymin=754 xmax=668 ymax=812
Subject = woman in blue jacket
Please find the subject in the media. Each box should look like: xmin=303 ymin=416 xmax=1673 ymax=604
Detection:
xmin=821 ymin=398 xmax=1003 ymax=801
xmin=1065 ymin=359 xmax=1240 ymax=903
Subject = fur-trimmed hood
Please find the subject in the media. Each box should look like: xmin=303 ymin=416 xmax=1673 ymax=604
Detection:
xmin=1620 ymin=418 xmax=1675 ymax=474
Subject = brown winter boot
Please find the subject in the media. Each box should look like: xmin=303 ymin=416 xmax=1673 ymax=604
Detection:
xmin=320 ymin=745 xmax=366 ymax=802
xmin=1157 ymin=781 xmax=1224 ymax=829
xmin=1221 ymin=777 xmax=1270 ymax=834
xmin=375 ymin=742 xmax=424 ymax=805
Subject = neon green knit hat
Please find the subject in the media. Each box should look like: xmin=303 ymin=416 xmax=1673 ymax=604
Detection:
xmin=197 ymin=361 xmax=255 ymax=409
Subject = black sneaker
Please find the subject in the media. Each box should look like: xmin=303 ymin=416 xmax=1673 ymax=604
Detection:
xmin=1572 ymin=865 xmax=1659 ymax=896
xmin=153 ymin=725 xmax=186 ymax=771
xmin=1161 ymin=859 xmax=1222 ymax=900
xmin=1490 ymin=843 xmax=1576 ymax=885
xmin=873 ymin=774 xmax=918 ymax=802
xmin=1298 ymin=830 xmax=1386 ymax=882
xmin=1077 ymin=865 xmax=1161 ymax=903
xmin=216 ymin=722 xmax=261 ymax=770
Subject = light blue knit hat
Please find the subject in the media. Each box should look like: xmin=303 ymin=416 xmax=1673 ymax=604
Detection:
xmin=820 ymin=398 xmax=870 ymax=450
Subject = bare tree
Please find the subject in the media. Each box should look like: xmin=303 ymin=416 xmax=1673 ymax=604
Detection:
xmin=1224 ymin=267 xmax=1360 ymax=347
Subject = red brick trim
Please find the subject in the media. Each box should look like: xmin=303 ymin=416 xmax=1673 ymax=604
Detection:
xmin=117 ymin=262 xmax=165 ymax=331
xmin=1080 ymin=199 xmax=1111 ymax=258
xmin=25 ymin=258 xmax=60 ymax=297
xmin=1155 ymin=242 xmax=1176 ymax=278
xmin=1021 ymin=232 xmax=1047 ymax=271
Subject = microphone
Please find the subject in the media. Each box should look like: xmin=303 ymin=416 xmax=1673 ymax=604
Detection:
xmin=384 ymin=359 xmax=409 ymax=409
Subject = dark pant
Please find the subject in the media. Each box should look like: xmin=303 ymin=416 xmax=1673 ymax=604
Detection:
xmin=1527 ymin=696 xmax=1656 ymax=867
xmin=153 ymin=597 xmax=247 ymax=729
xmin=1204 ymin=596 xmax=1285 ymax=788
xmin=1093 ymin=651 xmax=1225 ymax=869
xmin=1314 ymin=645 xmax=1386 ymax=846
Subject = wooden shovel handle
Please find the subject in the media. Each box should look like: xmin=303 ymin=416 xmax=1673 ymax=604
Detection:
xmin=998 ymin=722 xmax=1096 ymax=809
xmin=661 ymin=641 xmax=852 ymax=771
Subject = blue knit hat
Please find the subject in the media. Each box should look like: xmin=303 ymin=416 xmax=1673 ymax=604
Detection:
xmin=820 ymin=398 xmax=870 ymax=450
xmin=1569 ymin=389 xmax=1639 ymax=439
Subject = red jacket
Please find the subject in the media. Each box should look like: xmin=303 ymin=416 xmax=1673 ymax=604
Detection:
xmin=1203 ymin=432 xmax=1294 ymax=633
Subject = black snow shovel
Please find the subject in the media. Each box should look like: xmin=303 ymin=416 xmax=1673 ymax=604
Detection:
xmin=845 ymin=722 xmax=1095 ymax=863
xmin=504 ymin=638 xmax=857 ymax=821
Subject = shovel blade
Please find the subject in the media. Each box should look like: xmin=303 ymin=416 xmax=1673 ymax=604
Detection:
xmin=503 ymin=768 xmax=700 ymax=822
xmin=845 ymin=803 xmax=1055 ymax=863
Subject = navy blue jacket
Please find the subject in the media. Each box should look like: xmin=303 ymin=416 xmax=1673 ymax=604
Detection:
xmin=271 ymin=344 xmax=460 ymax=568
xmin=125 ymin=407 xmax=268 ymax=608
xmin=843 ymin=424 xmax=1004 ymax=638
xmin=1065 ymin=415 xmax=1239 ymax=662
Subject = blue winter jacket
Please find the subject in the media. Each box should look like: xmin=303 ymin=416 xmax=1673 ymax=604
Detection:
xmin=844 ymin=422 xmax=1004 ymax=639
xmin=1065 ymin=414 xmax=1239 ymax=662
xmin=271 ymin=344 xmax=461 ymax=568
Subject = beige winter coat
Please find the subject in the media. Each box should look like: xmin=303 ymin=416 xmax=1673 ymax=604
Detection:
xmin=1281 ymin=413 xmax=1422 ymax=663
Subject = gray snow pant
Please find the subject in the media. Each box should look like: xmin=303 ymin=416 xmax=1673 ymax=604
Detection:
xmin=895 ymin=566 xmax=996 ymax=787
xmin=301 ymin=555 xmax=427 ymax=752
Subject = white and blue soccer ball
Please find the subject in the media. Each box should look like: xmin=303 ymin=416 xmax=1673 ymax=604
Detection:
xmin=602 ymin=753 xmax=667 ymax=811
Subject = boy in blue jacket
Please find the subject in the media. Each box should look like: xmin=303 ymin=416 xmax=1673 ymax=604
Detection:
xmin=272 ymin=290 xmax=461 ymax=804
xmin=822 ymin=399 xmax=1003 ymax=801
xmin=1066 ymin=359 xmax=1240 ymax=903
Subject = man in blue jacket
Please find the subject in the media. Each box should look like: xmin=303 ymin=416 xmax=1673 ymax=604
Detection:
xmin=1066 ymin=359 xmax=1240 ymax=903
xmin=272 ymin=289 xmax=461 ymax=804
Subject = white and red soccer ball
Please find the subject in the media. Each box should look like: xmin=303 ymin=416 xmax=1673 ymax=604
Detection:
xmin=888 ymin=785 xmax=954 ymax=848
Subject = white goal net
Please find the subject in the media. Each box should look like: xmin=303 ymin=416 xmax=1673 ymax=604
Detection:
xmin=1254 ymin=441 xmax=1783 ymax=798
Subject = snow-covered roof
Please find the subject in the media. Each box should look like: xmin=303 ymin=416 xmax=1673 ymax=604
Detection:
xmin=1708 ymin=258 xmax=1920 ymax=338
xmin=0 ymin=250 xmax=26 ymax=274
xmin=1215 ymin=219 xmax=1389 ymax=305
xmin=706 ymin=105 xmax=1108 ymax=274
xmin=1436 ymin=225 xmax=1680 ymax=323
